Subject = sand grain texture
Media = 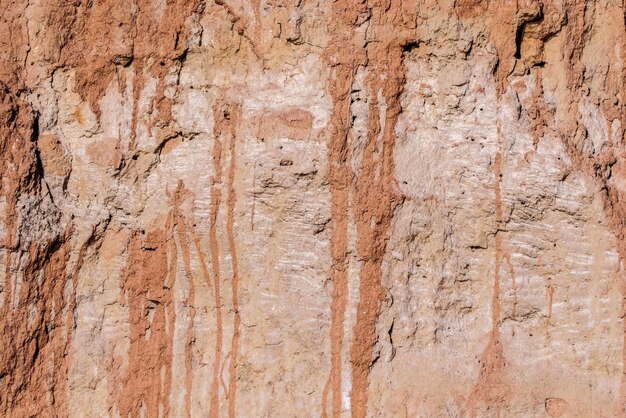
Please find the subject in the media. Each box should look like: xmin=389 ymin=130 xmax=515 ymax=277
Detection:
xmin=0 ymin=0 xmax=625 ymax=416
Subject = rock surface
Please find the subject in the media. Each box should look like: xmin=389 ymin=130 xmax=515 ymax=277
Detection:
xmin=0 ymin=0 xmax=625 ymax=417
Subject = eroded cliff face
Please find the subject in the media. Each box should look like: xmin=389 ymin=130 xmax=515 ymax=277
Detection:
xmin=0 ymin=0 xmax=625 ymax=417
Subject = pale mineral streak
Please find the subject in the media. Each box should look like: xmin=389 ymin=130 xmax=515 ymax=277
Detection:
xmin=0 ymin=0 xmax=625 ymax=417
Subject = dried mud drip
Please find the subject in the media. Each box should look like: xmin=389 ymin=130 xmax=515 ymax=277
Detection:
xmin=174 ymin=185 xmax=196 ymax=418
xmin=467 ymin=120 xmax=509 ymax=416
xmin=320 ymin=0 xmax=362 ymax=415
xmin=225 ymin=103 xmax=242 ymax=418
xmin=323 ymin=1 xmax=410 ymax=417
xmin=459 ymin=0 xmax=626 ymax=415
xmin=113 ymin=228 xmax=174 ymax=417
xmin=110 ymin=182 xmax=197 ymax=417
xmin=208 ymin=98 xmax=241 ymax=417
xmin=58 ymin=0 xmax=204 ymax=118
xmin=208 ymin=101 xmax=226 ymax=418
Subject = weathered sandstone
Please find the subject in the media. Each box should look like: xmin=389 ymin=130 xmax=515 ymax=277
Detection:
xmin=0 ymin=0 xmax=625 ymax=417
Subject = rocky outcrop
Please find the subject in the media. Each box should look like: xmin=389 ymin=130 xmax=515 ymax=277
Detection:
xmin=0 ymin=0 xmax=625 ymax=417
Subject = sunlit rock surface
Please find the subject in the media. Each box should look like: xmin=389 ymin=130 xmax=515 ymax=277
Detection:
xmin=0 ymin=1 xmax=625 ymax=417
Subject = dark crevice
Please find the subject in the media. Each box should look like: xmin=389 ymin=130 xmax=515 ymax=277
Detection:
xmin=401 ymin=40 xmax=420 ymax=54
xmin=514 ymin=23 xmax=524 ymax=59
xmin=514 ymin=10 xmax=544 ymax=60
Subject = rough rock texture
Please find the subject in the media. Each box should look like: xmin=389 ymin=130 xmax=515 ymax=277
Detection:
xmin=0 ymin=0 xmax=625 ymax=417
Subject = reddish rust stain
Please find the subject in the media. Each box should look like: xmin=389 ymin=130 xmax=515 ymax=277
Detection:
xmin=503 ymin=252 xmax=518 ymax=336
xmin=467 ymin=120 xmax=509 ymax=417
xmin=207 ymin=98 xmax=245 ymax=417
xmin=321 ymin=1 xmax=365 ymax=415
xmin=191 ymin=228 xmax=212 ymax=291
xmin=68 ymin=0 xmax=203 ymax=116
xmin=250 ymin=160 xmax=257 ymax=232
xmin=34 ymin=0 xmax=204 ymax=153
xmin=171 ymin=182 xmax=197 ymax=418
xmin=129 ymin=68 xmax=143 ymax=152
xmin=226 ymin=103 xmax=242 ymax=418
xmin=279 ymin=108 xmax=313 ymax=128
xmin=322 ymin=1 xmax=410 ymax=417
xmin=547 ymin=284 xmax=555 ymax=325
xmin=112 ymin=227 xmax=174 ymax=417
xmin=510 ymin=79 xmax=527 ymax=93
xmin=349 ymin=40 xmax=405 ymax=418
xmin=456 ymin=2 xmax=626 ymax=414
xmin=110 ymin=182 xmax=193 ymax=417
xmin=181 ymin=225 xmax=196 ymax=418
xmin=208 ymin=100 xmax=226 ymax=418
